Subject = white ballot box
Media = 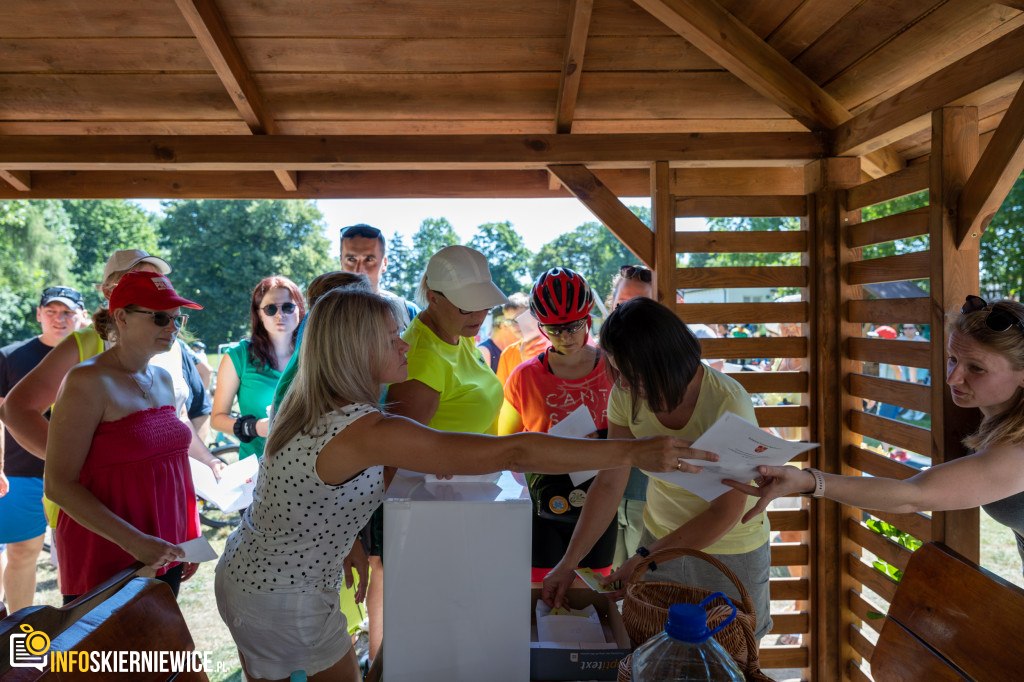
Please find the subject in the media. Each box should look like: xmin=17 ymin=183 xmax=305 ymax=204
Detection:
xmin=384 ymin=470 xmax=532 ymax=681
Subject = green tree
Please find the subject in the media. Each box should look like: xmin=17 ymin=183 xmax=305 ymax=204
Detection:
xmin=531 ymin=206 xmax=648 ymax=305
xmin=0 ymin=201 xmax=77 ymax=345
xmin=389 ymin=218 xmax=461 ymax=301
xmin=687 ymin=216 xmax=802 ymax=269
xmin=981 ymin=172 xmax=1024 ymax=298
xmin=468 ymin=221 xmax=533 ymax=296
xmin=380 ymin=231 xmax=415 ymax=300
xmin=61 ymin=200 xmax=162 ymax=312
xmin=159 ymin=200 xmax=333 ymax=347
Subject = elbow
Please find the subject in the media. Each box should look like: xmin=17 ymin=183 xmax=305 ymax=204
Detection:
xmin=44 ymin=477 xmax=69 ymax=508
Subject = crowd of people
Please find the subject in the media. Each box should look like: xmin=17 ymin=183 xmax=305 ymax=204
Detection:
xmin=1 ymin=224 xmax=1024 ymax=682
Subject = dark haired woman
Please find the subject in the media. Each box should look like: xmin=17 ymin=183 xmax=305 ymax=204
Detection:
xmin=498 ymin=268 xmax=615 ymax=582
xmin=212 ymin=276 xmax=305 ymax=459
xmin=542 ymin=297 xmax=773 ymax=642
xmin=728 ymin=296 xmax=1024 ymax=575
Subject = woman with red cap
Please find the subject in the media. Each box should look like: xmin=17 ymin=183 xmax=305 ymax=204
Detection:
xmin=498 ymin=267 xmax=616 ymax=582
xmin=45 ymin=271 xmax=204 ymax=602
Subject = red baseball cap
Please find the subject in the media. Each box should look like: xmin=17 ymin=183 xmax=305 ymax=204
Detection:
xmin=874 ymin=325 xmax=897 ymax=339
xmin=108 ymin=271 xmax=202 ymax=311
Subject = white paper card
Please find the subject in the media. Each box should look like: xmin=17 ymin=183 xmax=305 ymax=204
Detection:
xmin=177 ymin=535 xmax=219 ymax=563
xmin=647 ymin=412 xmax=818 ymax=502
xmin=189 ymin=454 xmax=259 ymax=512
xmin=535 ymin=601 xmax=607 ymax=646
xmin=548 ymin=405 xmax=600 ymax=485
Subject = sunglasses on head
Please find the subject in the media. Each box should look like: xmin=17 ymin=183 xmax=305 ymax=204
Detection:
xmin=260 ymin=302 xmax=297 ymax=317
xmin=620 ymin=265 xmax=652 ymax=283
xmin=41 ymin=286 xmax=84 ymax=305
xmin=127 ymin=310 xmax=189 ymax=329
xmin=541 ymin=318 xmax=588 ymax=337
xmin=962 ymin=295 xmax=1024 ymax=335
xmin=341 ymin=224 xmax=383 ymax=240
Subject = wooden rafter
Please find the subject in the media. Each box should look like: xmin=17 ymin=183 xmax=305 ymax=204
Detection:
xmin=174 ymin=0 xmax=297 ymax=191
xmin=0 ymin=133 xmax=826 ymax=171
xmin=0 ymin=169 xmax=30 ymax=191
xmin=554 ymin=0 xmax=594 ymax=134
xmin=957 ymin=81 xmax=1024 ymax=246
xmin=631 ymin=0 xmax=904 ymax=177
xmin=547 ymin=164 xmax=654 ymax=266
xmin=833 ymin=25 xmax=1024 ymax=158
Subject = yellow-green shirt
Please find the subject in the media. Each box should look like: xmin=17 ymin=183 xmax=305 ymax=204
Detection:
xmin=607 ymin=365 xmax=770 ymax=554
xmin=400 ymin=317 xmax=503 ymax=434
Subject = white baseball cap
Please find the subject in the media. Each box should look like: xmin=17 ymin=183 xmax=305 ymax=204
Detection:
xmin=426 ymin=246 xmax=509 ymax=312
xmin=101 ymin=249 xmax=171 ymax=285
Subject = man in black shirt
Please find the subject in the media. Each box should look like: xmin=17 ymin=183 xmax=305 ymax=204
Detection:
xmin=0 ymin=285 xmax=85 ymax=613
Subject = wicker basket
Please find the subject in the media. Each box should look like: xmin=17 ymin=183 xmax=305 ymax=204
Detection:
xmin=620 ymin=546 xmax=771 ymax=681
xmin=617 ymin=652 xmax=632 ymax=682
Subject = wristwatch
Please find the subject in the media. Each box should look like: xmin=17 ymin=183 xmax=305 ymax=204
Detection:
xmin=635 ymin=546 xmax=651 ymax=559
xmin=801 ymin=468 xmax=826 ymax=498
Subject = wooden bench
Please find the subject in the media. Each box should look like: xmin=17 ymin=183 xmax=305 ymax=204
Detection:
xmin=0 ymin=563 xmax=208 ymax=681
xmin=871 ymin=541 xmax=1024 ymax=681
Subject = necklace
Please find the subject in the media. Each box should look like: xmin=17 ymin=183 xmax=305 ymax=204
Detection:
xmin=115 ymin=350 xmax=154 ymax=399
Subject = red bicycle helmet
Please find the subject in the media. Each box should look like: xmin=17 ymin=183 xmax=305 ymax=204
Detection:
xmin=529 ymin=267 xmax=594 ymax=324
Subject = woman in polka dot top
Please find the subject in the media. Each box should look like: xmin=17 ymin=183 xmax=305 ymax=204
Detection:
xmin=214 ymin=287 xmax=715 ymax=682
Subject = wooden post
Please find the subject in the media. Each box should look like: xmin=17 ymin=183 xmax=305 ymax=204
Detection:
xmin=806 ymin=156 xmax=861 ymax=681
xmin=651 ymin=161 xmax=675 ymax=305
xmin=929 ymin=107 xmax=982 ymax=561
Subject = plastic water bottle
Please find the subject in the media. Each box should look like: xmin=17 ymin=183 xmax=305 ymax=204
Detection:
xmin=631 ymin=593 xmax=745 ymax=681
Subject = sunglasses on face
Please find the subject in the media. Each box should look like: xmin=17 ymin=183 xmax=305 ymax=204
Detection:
xmin=341 ymin=224 xmax=383 ymax=240
xmin=541 ymin=319 xmax=588 ymax=337
xmin=128 ymin=310 xmax=189 ymax=329
xmin=260 ymin=302 xmax=298 ymax=317
xmin=962 ymin=295 xmax=1024 ymax=335
xmin=620 ymin=265 xmax=652 ymax=283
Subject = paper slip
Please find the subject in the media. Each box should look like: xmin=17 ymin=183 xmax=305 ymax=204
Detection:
xmin=189 ymin=454 xmax=259 ymax=512
xmin=177 ymin=535 xmax=218 ymax=563
xmin=648 ymin=412 xmax=818 ymax=502
xmin=549 ymin=405 xmax=600 ymax=486
xmin=574 ymin=567 xmax=620 ymax=594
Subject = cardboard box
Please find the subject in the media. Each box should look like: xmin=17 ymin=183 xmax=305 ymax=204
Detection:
xmin=530 ymin=588 xmax=631 ymax=681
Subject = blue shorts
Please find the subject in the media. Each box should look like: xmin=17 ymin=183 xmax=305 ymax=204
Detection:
xmin=0 ymin=476 xmax=47 ymax=543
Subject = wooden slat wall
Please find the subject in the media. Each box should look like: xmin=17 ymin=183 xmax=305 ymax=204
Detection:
xmin=659 ymin=176 xmax=813 ymax=673
xmin=822 ymin=107 xmax=983 ymax=681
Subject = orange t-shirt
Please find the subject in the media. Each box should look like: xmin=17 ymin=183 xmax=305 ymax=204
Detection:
xmin=503 ymin=351 xmax=612 ymax=434
xmin=496 ymin=335 xmax=549 ymax=385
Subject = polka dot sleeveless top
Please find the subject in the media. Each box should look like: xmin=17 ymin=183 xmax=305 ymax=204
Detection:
xmin=219 ymin=403 xmax=384 ymax=593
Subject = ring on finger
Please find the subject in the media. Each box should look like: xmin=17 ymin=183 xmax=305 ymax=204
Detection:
xmin=675 ymin=461 xmax=682 ymax=471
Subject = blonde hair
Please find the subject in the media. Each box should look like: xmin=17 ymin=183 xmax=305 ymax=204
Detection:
xmin=264 ymin=288 xmax=394 ymax=457
xmin=950 ymin=299 xmax=1024 ymax=451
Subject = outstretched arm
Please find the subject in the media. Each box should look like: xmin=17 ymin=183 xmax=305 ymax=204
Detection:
xmin=725 ymin=442 xmax=1024 ymax=523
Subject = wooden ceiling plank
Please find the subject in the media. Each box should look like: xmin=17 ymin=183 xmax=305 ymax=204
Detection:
xmin=767 ymin=0 xmax=861 ymax=61
xmin=0 ymin=170 xmax=30 ymax=192
xmin=632 ymin=0 xmax=851 ymax=131
xmin=555 ymin=0 xmax=594 ymax=134
xmin=957 ymin=80 xmax=1024 ymax=246
xmin=175 ymin=0 xmax=297 ymax=191
xmin=547 ymin=164 xmax=654 ymax=266
xmin=833 ymin=25 xmax=1024 ymax=158
xmin=0 ymin=133 xmax=826 ymax=171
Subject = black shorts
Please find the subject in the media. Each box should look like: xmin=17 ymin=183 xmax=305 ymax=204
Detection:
xmin=531 ymin=515 xmax=617 ymax=571
xmin=357 ymin=505 xmax=385 ymax=559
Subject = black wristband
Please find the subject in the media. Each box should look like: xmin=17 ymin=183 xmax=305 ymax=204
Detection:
xmin=233 ymin=414 xmax=259 ymax=443
xmin=636 ymin=546 xmax=650 ymax=558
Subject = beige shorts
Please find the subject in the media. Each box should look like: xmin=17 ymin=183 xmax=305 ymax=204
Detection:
xmin=215 ymin=568 xmax=350 ymax=679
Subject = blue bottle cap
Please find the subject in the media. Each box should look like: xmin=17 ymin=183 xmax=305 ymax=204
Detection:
xmin=664 ymin=603 xmax=712 ymax=643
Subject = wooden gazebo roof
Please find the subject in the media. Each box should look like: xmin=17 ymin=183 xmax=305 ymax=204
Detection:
xmin=1 ymin=0 xmax=1022 ymax=205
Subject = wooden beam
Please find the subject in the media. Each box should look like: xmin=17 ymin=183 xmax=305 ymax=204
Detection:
xmin=957 ymin=80 xmax=1024 ymax=245
xmin=833 ymin=25 xmax=1024 ymax=158
xmin=548 ymin=164 xmax=654 ymax=267
xmin=554 ymin=0 xmax=594 ymax=134
xmin=174 ymin=0 xmax=297 ymax=192
xmin=0 ymin=133 xmax=827 ymax=171
xmin=0 ymin=169 xmax=30 ymax=191
xmin=652 ymin=161 xmax=675 ymax=305
xmin=632 ymin=0 xmax=849 ymax=132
